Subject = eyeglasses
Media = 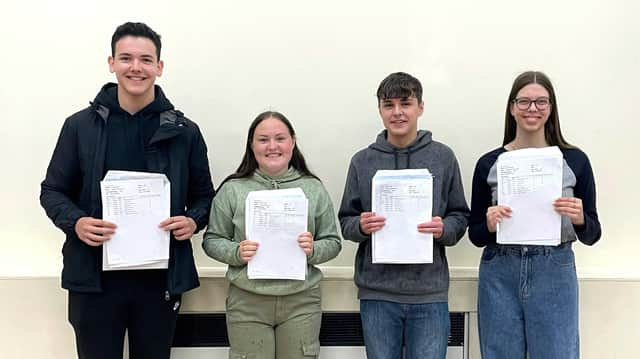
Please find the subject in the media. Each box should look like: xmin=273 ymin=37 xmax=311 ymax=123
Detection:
xmin=512 ymin=97 xmax=551 ymax=110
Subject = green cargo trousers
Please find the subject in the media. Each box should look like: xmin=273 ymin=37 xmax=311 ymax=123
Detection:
xmin=226 ymin=284 xmax=322 ymax=359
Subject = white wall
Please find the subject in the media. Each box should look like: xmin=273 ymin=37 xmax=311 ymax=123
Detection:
xmin=1 ymin=0 xmax=638 ymax=277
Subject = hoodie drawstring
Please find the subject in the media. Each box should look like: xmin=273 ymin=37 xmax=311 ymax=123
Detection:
xmin=393 ymin=149 xmax=413 ymax=169
xmin=393 ymin=150 xmax=399 ymax=170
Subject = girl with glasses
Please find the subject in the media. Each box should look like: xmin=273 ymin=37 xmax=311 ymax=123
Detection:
xmin=469 ymin=71 xmax=601 ymax=359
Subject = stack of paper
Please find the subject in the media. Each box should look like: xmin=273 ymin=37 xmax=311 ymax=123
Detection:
xmin=245 ymin=188 xmax=308 ymax=280
xmin=497 ymin=147 xmax=563 ymax=246
xmin=371 ymin=169 xmax=433 ymax=264
xmin=100 ymin=170 xmax=171 ymax=270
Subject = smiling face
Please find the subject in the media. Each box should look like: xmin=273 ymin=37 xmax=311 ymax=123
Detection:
xmin=378 ymin=96 xmax=424 ymax=148
xmin=108 ymin=35 xmax=163 ymax=105
xmin=510 ymin=83 xmax=551 ymax=136
xmin=251 ymin=117 xmax=295 ymax=177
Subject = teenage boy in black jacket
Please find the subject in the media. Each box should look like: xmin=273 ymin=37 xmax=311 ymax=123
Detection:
xmin=40 ymin=22 xmax=214 ymax=359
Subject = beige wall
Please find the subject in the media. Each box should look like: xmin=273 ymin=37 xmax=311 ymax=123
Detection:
xmin=1 ymin=271 xmax=639 ymax=358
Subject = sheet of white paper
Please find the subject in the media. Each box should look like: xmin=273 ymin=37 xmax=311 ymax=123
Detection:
xmin=371 ymin=169 xmax=433 ymax=264
xmin=102 ymin=259 xmax=169 ymax=270
xmin=101 ymin=171 xmax=170 ymax=270
xmin=246 ymin=188 xmax=308 ymax=280
xmin=497 ymin=147 xmax=563 ymax=245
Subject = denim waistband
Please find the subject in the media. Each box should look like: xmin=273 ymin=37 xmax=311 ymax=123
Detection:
xmin=487 ymin=241 xmax=572 ymax=256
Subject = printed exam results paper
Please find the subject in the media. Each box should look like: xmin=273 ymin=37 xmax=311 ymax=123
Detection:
xmin=497 ymin=147 xmax=563 ymax=245
xmin=100 ymin=170 xmax=170 ymax=270
xmin=245 ymin=188 xmax=308 ymax=280
xmin=371 ymin=169 xmax=433 ymax=264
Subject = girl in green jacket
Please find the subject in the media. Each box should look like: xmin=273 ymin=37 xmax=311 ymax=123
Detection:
xmin=203 ymin=111 xmax=342 ymax=359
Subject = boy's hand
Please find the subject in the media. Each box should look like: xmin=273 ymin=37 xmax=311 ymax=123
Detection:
xmin=75 ymin=217 xmax=117 ymax=246
xmin=360 ymin=212 xmax=386 ymax=234
xmin=159 ymin=216 xmax=197 ymax=240
xmin=417 ymin=216 xmax=444 ymax=239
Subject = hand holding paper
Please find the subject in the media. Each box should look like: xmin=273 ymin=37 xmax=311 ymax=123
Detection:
xmin=359 ymin=212 xmax=386 ymax=235
xmin=485 ymin=205 xmax=512 ymax=233
xmin=554 ymin=197 xmax=585 ymax=226
xmin=417 ymin=216 xmax=444 ymax=239
xmin=239 ymin=239 xmax=260 ymax=263
xmin=298 ymin=232 xmax=314 ymax=256
xmin=159 ymin=216 xmax=196 ymax=240
xmin=75 ymin=217 xmax=117 ymax=246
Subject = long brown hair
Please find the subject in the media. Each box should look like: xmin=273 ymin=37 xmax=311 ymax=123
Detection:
xmin=219 ymin=111 xmax=319 ymax=189
xmin=503 ymin=71 xmax=573 ymax=149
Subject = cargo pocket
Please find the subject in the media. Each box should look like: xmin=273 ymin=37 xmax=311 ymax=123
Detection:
xmin=301 ymin=341 xmax=320 ymax=358
xmin=229 ymin=349 xmax=255 ymax=359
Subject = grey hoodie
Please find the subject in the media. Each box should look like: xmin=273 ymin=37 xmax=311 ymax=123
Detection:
xmin=338 ymin=130 xmax=470 ymax=303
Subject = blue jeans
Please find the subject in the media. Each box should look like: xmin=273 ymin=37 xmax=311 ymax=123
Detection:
xmin=478 ymin=243 xmax=579 ymax=359
xmin=360 ymin=300 xmax=449 ymax=359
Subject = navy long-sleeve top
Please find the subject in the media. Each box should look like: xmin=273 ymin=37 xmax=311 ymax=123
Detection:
xmin=469 ymin=146 xmax=601 ymax=247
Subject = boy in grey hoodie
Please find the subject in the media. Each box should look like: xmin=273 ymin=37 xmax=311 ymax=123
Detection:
xmin=338 ymin=72 xmax=469 ymax=359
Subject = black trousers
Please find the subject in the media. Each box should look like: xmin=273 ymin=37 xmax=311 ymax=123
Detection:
xmin=68 ymin=270 xmax=181 ymax=359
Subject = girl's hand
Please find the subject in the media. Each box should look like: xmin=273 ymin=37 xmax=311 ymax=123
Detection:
xmin=298 ymin=232 xmax=314 ymax=257
xmin=486 ymin=205 xmax=512 ymax=233
xmin=554 ymin=197 xmax=585 ymax=226
xmin=239 ymin=239 xmax=259 ymax=263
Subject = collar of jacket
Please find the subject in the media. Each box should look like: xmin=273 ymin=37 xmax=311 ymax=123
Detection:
xmin=91 ymin=103 xmax=186 ymax=145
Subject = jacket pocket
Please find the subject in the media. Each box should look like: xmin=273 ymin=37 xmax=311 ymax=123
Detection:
xmin=145 ymin=146 xmax=169 ymax=173
xmin=229 ymin=349 xmax=255 ymax=359
xmin=302 ymin=341 xmax=320 ymax=358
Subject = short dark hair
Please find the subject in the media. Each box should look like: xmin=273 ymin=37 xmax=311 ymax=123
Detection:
xmin=220 ymin=111 xmax=319 ymax=188
xmin=503 ymin=71 xmax=573 ymax=149
xmin=111 ymin=22 xmax=162 ymax=60
xmin=376 ymin=72 xmax=423 ymax=103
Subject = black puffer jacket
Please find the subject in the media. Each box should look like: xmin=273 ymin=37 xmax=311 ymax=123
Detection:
xmin=40 ymin=83 xmax=214 ymax=294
